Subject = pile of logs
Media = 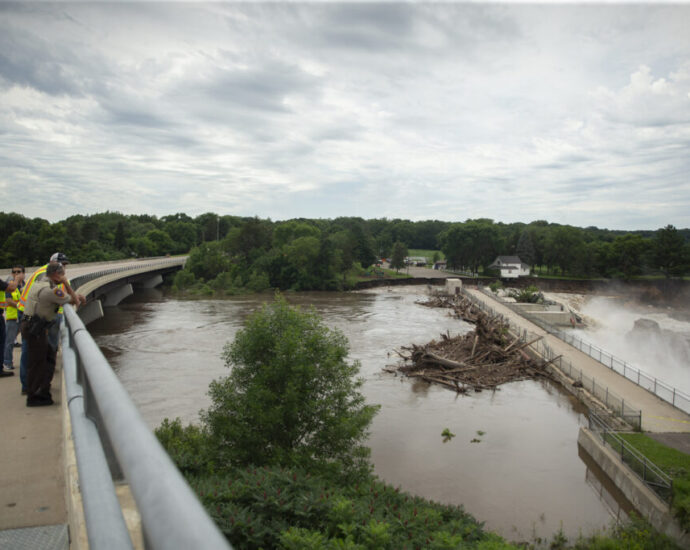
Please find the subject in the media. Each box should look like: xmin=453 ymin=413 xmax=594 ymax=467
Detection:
xmin=391 ymin=294 xmax=551 ymax=393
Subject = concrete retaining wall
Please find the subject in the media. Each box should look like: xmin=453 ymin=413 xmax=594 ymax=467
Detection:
xmin=578 ymin=428 xmax=688 ymax=547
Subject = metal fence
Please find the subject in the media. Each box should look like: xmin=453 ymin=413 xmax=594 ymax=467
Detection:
xmin=588 ymin=412 xmax=673 ymax=503
xmin=550 ymin=328 xmax=690 ymax=415
xmin=62 ymin=265 xmax=232 ymax=550
xmin=459 ymin=287 xmax=642 ymax=430
xmin=477 ymin=287 xmax=690 ymax=416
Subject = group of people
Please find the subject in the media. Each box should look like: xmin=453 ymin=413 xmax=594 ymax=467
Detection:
xmin=1 ymin=253 xmax=86 ymax=407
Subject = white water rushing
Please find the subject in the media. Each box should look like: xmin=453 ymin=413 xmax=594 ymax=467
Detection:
xmin=550 ymin=293 xmax=690 ymax=394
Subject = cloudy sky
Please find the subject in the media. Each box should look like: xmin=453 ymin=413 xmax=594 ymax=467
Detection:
xmin=1 ymin=2 xmax=689 ymax=230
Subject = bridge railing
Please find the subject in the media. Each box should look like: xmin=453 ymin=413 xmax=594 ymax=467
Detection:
xmin=70 ymin=257 xmax=185 ymax=292
xmin=548 ymin=328 xmax=690 ymax=416
xmin=477 ymin=287 xmax=690 ymax=416
xmin=62 ymin=265 xmax=232 ymax=550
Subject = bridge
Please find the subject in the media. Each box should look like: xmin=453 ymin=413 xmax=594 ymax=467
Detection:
xmin=0 ymin=257 xmax=233 ymax=550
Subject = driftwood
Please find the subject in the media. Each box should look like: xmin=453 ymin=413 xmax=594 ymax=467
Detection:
xmin=395 ymin=294 xmax=550 ymax=393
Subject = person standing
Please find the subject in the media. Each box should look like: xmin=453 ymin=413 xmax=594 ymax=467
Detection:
xmin=17 ymin=252 xmax=70 ymax=393
xmin=3 ymin=265 xmax=25 ymax=371
xmin=21 ymin=262 xmax=85 ymax=406
xmin=0 ymin=274 xmax=18 ymax=379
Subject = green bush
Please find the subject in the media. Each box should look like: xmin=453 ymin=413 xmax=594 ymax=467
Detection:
xmin=172 ymin=269 xmax=196 ymax=290
xmin=672 ymin=477 xmax=690 ymax=529
xmin=569 ymin=515 xmax=681 ymax=549
xmin=155 ymin=418 xmax=212 ymax=475
xmin=488 ymin=280 xmax=503 ymax=293
xmin=189 ymin=465 xmax=496 ymax=550
xmin=508 ymin=285 xmax=542 ymax=303
xmin=201 ymin=295 xmax=379 ymax=482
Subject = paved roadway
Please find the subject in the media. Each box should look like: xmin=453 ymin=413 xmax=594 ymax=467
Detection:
xmin=464 ymin=287 xmax=690 ymax=433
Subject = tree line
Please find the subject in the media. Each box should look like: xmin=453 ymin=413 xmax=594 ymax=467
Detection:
xmin=1 ymin=211 xmax=687 ymax=288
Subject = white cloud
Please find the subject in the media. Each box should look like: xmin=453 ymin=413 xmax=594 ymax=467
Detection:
xmin=0 ymin=3 xmax=689 ymax=230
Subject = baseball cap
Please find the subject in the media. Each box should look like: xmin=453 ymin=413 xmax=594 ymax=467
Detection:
xmin=50 ymin=252 xmax=70 ymax=264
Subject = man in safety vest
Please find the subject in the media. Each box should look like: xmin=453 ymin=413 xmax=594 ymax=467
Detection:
xmin=4 ymin=265 xmax=25 ymax=372
xmin=0 ymin=274 xmax=19 ymax=378
xmin=18 ymin=251 xmax=70 ymax=313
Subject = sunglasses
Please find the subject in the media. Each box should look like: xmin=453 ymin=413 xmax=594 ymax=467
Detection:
xmin=11 ymin=270 xmax=23 ymax=274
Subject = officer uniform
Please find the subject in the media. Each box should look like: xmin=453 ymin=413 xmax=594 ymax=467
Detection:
xmin=21 ymin=277 xmax=72 ymax=406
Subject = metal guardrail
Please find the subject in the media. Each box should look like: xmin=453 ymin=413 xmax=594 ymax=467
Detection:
xmin=588 ymin=411 xmax=673 ymax=503
xmin=550 ymin=328 xmax=690 ymax=415
xmin=62 ymin=263 xmax=232 ymax=550
xmin=477 ymin=287 xmax=690 ymax=416
xmin=459 ymin=287 xmax=642 ymax=430
xmin=70 ymin=257 xmax=185 ymax=293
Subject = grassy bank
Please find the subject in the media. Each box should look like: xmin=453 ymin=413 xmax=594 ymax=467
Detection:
xmin=616 ymin=433 xmax=690 ymax=529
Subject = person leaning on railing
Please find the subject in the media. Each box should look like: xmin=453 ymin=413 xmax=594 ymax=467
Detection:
xmin=20 ymin=262 xmax=86 ymax=406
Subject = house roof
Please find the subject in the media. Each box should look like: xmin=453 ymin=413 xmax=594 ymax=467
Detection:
xmin=489 ymin=256 xmax=530 ymax=270
xmin=493 ymin=256 xmax=522 ymax=264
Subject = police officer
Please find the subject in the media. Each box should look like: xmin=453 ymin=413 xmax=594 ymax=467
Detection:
xmin=21 ymin=262 xmax=85 ymax=406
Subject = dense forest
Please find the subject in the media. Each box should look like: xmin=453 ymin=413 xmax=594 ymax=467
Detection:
xmin=1 ymin=211 xmax=688 ymax=293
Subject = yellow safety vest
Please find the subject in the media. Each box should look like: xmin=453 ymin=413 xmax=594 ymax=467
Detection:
xmin=18 ymin=264 xmax=47 ymax=312
xmin=5 ymin=288 xmax=21 ymax=320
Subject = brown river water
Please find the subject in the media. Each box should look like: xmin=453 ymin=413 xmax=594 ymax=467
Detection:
xmin=88 ymin=286 xmax=626 ymax=542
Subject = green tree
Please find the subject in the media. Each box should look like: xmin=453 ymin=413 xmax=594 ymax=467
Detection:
xmin=201 ymin=296 xmax=379 ymax=480
xmin=114 ymin=221 xmax=127 ymax=250
xmin=544 ymin=225 xmax=585 ymax=275
xmin=145 ymin=229 xmax=175 ymax=256
xmin=515 ymin=229 xmax=535 ymax=266
xmin=185 ymin=241 xmax=230 ymax=281
xmin=389 ymin=241 xmax=407 ymax=272
xmin=611 ymin=234 xmax=650 ymax=279
xmin=653 ymin=225 xmax=686 ymax=277
xmin=438 ymin=220 xmax=502 ymax=273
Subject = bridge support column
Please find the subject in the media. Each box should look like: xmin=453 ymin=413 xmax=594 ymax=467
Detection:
xmin=78 ymin=300 xmax=104 ymax=325
xmin=102 ymin=283 xmax=134 ymax=307
xmin=137 ymin=274 xmax=163 ymax=289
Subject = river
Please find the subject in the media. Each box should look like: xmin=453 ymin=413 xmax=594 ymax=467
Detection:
xmin=88 ymin=286 xmax=622 ymax=543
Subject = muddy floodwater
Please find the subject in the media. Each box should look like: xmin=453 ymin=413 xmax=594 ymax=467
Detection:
xmin=89 ymin=286 xmax=621 ymax=542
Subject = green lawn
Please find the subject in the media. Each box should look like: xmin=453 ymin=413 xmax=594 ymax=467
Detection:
xmin=616 ymin=433 xmax=690 ymax=477
xmin=616 ymin=432 xmax=690 ymax=529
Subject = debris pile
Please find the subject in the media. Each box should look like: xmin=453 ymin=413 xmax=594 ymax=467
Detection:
xmin=391 ymin=294 xmax=550 ymax=393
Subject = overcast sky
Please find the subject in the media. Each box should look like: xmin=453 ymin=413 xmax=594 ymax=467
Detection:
xmin=1 ymin=2 xmax=689 ymax=230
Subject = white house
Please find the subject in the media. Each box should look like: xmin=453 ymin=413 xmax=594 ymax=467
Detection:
xmin=488 ymin=256 xmax=531 ymax=278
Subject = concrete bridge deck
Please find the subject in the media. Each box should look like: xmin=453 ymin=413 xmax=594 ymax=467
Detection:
xmin=465 ymin=287 xmax=690 ymax=434
xmin=0 ymin=346 xmax=67 ymax=546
